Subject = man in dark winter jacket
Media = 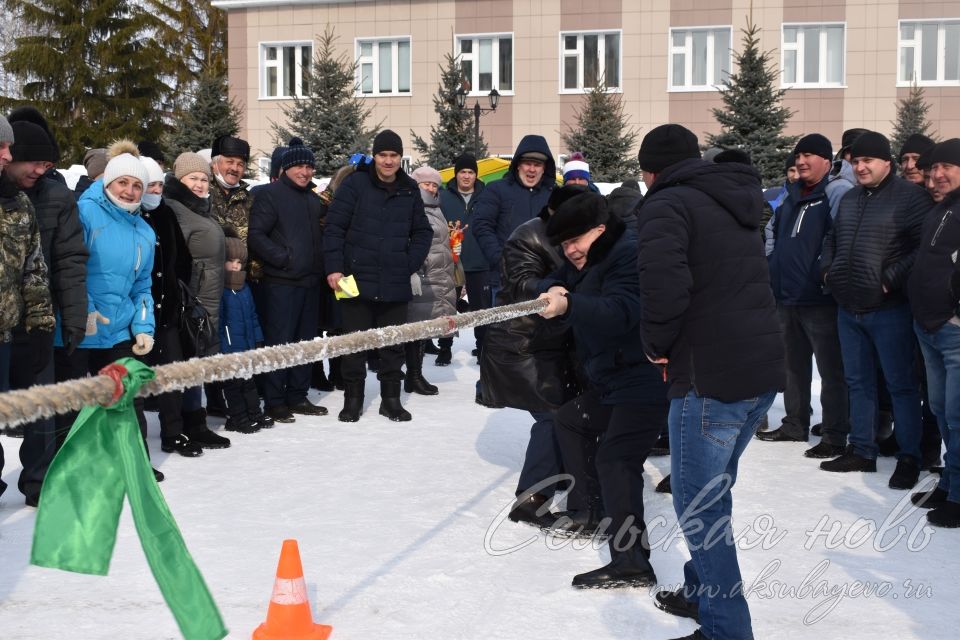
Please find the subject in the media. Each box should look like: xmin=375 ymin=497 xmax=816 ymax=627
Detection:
xmin=481 ymin=185 xmax=585 ymax=528
xmin=439 ymin=153 xmax=491 ymax=359
xmin=248 ymin=139 xmax=328 ymax=423
xmin=759 ymin=133 xmax=853 ymax=458
xmin=908 ymin=138 xmax=960 ymax=528
xmin=538 ymin=191 xmax=668 ymax=590
xmin=2 ymin=113 xmax=88 ymax=506
xmin=605 ymin=179 xmax=641 ymax=231
xmin=472 ymin=134 xmax=556 ymax=282
xmin=324 ymin=129 xmax=432 ymax=423
xmin=819 ymin=131 xmax=932 ymax=490
xmin=635 ymin=124 xmax=785 ymax=640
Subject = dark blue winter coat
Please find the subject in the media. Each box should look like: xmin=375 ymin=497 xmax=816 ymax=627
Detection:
xmin=248 ymin=173 xmax=324 ymax=288
xmin=542 ymin=218 xmax=667 ymax=406
xmin=768 ymin=172 xmax=853 ymax=306
xmin=472 ymin=135 xmax=556 ymax=271
xmin=323 ymin=164 xmax=433 ymax=302
xmin=439 ymin=177 xmax=487 ymax=273
xmin=219 ymin=283 xmax=263 ymax=353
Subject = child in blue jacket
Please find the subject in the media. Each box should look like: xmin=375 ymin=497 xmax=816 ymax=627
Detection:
xmin=220 ymin=235 xmax=273 ymax=433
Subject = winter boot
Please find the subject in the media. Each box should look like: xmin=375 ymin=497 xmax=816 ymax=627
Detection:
xmin=404 ymin=342 xmax=439 ymax=395
xmin=912 ymin=486 xmax=948 ymax=509
xmin=311 ymin=362 xmax=335 ymax=392
xmin=379 ymin=380 xmax=412 ymax=422
xmin=160 ymin=433 xmax=203 ymax=457
xmin=225 ymin=414 xmax=261 ymax=434
xmin=423 ymin=339 xmax=441 ymax=355
xmin=888 ymin=456 xmax=920 ymax=490
xmin=251 ymin=412 xmax=275 ymax=430
xmin=571 ymin=546 xmax=657 ymax=589
xmin=339 ymin=382 xmax=364 ymax=422
xmin=654 ymin=588 xmax=700 ymax=622
xmin=820 ymin=445 xmax=876 ymax=473
xmin=508 ymin=492 xmax=557 ymax=528
xmin=927 ymin=501 xmax=960 ymax=528
xmin=434 ymin=345 xmax=452 ymax=366
xmin=182 ymin=408 xmax=231 ymax=449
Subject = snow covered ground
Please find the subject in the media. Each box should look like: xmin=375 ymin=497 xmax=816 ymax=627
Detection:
xmin=0 ymin=334 xmax=957 ymax=639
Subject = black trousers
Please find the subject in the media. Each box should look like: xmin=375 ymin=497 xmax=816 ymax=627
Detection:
xmin=260 ymin=283 xmax=319 ymax=409
xmin=223 ymin=377 xmax=262 ymax=421
xmin=148 ymin=325 xmax=186 ymax=439
xmin=464 ymin=270 xmax=495 ymax=352
xmin=777 ymin=304 xmax=849 ymax=445
xmin=54 ymin=341 xmax=149 ymax=448
xmin=9 ymin=329 xmax=56 ymax=500
xmin=340 ymin=299 xmax=407 ymax=385
xmin=555 ymin=389 xmax=666 ymax=553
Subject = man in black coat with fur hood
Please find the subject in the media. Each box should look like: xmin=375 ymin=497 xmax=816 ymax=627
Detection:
xmin=537 ymin=191 xmax=668 ymax=590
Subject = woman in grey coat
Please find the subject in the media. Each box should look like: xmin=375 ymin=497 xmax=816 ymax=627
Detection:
xmin=405 ymin=166 xmax=456 ymax=395
xmin=163 ymin=151 xmax=230 ymax=448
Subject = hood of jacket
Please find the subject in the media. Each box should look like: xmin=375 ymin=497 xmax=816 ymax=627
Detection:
xmin=78 ymin=179 xmax=143 ymax=225
xmin=646 ymin=158 xmax=764 ymax=229
xmin=507 ymin=135 xmax=556 ymax=188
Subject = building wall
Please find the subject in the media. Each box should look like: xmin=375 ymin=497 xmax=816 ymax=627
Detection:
xmin=219 ymin=0 xmax=959 ymax=172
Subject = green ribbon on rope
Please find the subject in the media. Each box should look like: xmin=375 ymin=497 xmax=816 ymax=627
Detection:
xmin=30 ymin=358 xmax=227 ymax=640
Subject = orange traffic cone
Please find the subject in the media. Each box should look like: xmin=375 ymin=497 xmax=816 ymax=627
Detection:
xmin=253 ymin=539 xmax=333 ymax=640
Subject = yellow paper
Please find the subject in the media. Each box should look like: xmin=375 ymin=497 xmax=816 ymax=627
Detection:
xmin=335 ymin=275 xmax=360 ymax=299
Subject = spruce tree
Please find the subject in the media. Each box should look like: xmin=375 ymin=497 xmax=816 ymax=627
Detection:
xmin=271 ymin=25 xmax=379 ymax=176
xmin=1 ymin=0 xmax=173 ymax=163
xmin=163 ymin=70 xmax=241 ymax=159
xmin=707 ymin=20 xmax=797 ymax=185
xmin=891 ymin=81 xmax=935 ymax=156
xmin=561 ymin=82 xmax=638 ymax=181
xmin=411 ymin=53 xmax=488 ymax=168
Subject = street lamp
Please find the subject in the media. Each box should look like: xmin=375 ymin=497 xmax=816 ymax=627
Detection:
xmin=456 ymin=87 xmax=499 ymax=159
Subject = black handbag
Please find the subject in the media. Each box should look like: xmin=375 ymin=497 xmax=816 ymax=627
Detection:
xmin=177 ymin=279 xmax=215 ymax=358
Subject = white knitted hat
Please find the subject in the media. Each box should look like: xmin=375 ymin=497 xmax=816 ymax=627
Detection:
xmin=103 ymin=153 xmax=148 ymax=188
xmin=140 ymin=156 xmax=165 ymax=185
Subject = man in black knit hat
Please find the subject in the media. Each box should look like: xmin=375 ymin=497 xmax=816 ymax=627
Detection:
xmin=820 ymin=131 xmax=932 ymax=489
xmin=899 ymin=133 xmax=936 ymax=186
xmin=324 ymin=129 xmax=432 ymax=422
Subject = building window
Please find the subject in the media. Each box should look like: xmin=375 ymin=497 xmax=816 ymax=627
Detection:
xmin=260 ymin=42 xmax=312 ymax=98
xmin=781 ymin=24 xmax=845 ymax=87
xmin=357 ymin=38 xmax=411 ymax=96
xmin=560 ymin=30 xmax=621 ymax=92
xmin=669 ymin=27 xmax=732 ymax=90
xmin=455 ymin=34 xmax=513 ymax=94
xmin=899 ymin=20 xmax=960 ymax=86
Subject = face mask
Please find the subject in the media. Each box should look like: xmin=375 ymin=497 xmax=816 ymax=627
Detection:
xmin=141 ymin=193 xmax=162 ymax=210
xmin=105 ymin=188 xmax=141 ymax=213
xmin=214 ymin=169 xmax=242 ymax=190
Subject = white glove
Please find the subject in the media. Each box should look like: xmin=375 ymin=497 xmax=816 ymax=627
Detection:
xmin=85 ymin=311 xmax=110 ymax=336
xmin=410 ymin=273 xmax=422 ymax=296
xmin=132 ymin=333 xmax=154 ymax=356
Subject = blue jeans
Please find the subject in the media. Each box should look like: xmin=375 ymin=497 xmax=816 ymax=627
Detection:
xmin=837 ymin=304 xmax=922 ymax=460
xmin=670 ymin=389 xmax=776 ymax=640
xmin=915 ymin=320 xmax=960 ymax=502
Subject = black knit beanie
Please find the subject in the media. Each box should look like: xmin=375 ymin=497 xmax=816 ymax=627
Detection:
xmin=545 ymin=192 xmax=609 ymax=244
xmin=138 ymin=140 xmax=165 ymax=166
xmin=929 ymin=139 xmax=960 ymax=167
xmin=714 ymin=149 xmax=753 ymax=165
xmin=10 ymin=121 xmax=57 ymax=163
xmin=899 ymin=133 xmax=935 ymax=160
xmin=454 ymin=153 xmax=478 ymax=174
xmin=794 ymin=133 xmax=833 ymax=160
xmin=269 ymin=145 xmax=289 ymax=180
xmin=839 ymin=128 xmax=870 ymax=157
xmin=849 ymin=131 xmax=892 ymax=161
xmin=638 ymin=124 xmax=700 ymax=173
xmin=8 ymin=105 xmax=60 ymax=162
xmin=372 ymin=129 xmax=403 ymax=155
xmin=280 ymin=138 xmax=316 ymax=171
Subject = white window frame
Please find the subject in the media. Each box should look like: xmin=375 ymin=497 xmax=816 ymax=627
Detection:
xmin=355 ymin=37 xmax=412 ymax=97
xmin=668 ymin=26 xmax=733 ymax=92
xmin=558 ymin=30 xmax=623 ymax=94
xmin=780 ymin=22 xmax=847 ymax=89
xmin=454 ymin=32 xmax=515 ymax=96
xmin=897 ymin=19 xmax=960 ymax=87
xmin=259 ymin=41 xmax=312 ymax=100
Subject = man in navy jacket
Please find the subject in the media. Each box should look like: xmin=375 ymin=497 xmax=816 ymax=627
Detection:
xmin=324 ymin=130 xmax=432 ymax=423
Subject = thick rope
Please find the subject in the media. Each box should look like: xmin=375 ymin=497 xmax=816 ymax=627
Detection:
xmin=0 ymin=299 xmax=548 ymax=428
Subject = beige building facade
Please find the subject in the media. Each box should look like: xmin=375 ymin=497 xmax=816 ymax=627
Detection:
xmin=213 ymin=0 xmax=959 ymax=175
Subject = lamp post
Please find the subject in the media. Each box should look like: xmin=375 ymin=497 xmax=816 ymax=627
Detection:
xmin=456 ymin=87 xmax=500 ymax=159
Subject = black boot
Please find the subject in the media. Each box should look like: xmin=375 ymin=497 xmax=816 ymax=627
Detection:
xmin=434 ymin=345 xmax=452 ymax=366
xmin=161 ymin=433 xmax=204 ymax=457
xmin=572 ymin=546 xmax=657 ymax=589
xmin=404 ymin=342 xmax=439 ymax=395
xmin=508 ymin=492 xmax=557 ymax=528
xmin=182 ymin=408 xmax=231 ymax=449
xmin=379 ymin=380 xmax=412 ymax=421
xmin=927 ymin=501 xmax=960 ymax=528
xmin=329 ymin=357 xmax=344 ymax=390
xmin=654 ymin=587 xmax=700 ymax=621
xmin=339 ymin=382 xmax=364 ymax=422
xmin=423 ymin=339 xmax=441 ymax=355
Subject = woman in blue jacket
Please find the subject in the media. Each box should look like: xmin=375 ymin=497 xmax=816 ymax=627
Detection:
xmin=53 ymin=140 xmax=161 ymax=479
